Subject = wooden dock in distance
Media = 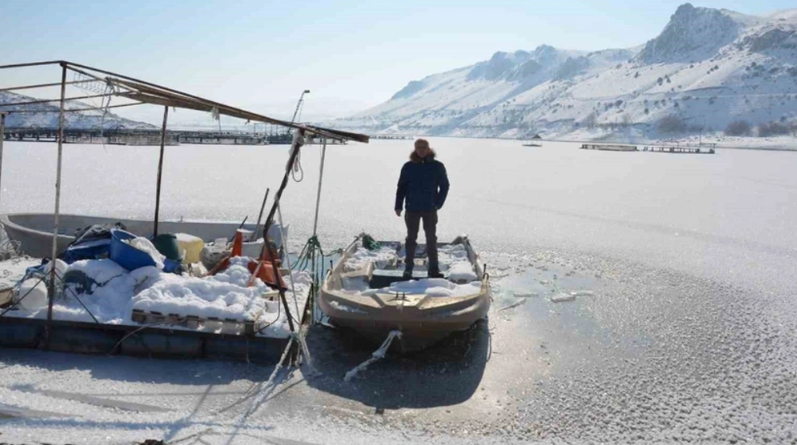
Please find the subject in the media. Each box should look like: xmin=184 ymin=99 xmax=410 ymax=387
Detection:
xmin=580 ymin=143 xmax=638 ymax=152
xmin=581 ymin=143 xmax=716 ymax=154
xmin=2 ymin=127 xmax=278 ymax=146
xmin=641 ymin=145 xmax=715 ymax=154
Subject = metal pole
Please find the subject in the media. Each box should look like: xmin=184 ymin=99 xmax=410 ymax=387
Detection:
xmin=46 ymin=63 xmax=68 ymax=344
xmin=153 ymin=106 xmax=168 ymax=237
xmin=0 ymin=113 xmax=6 ymax=211
xmin=251 ymin=188 xmax=270 ymax=242
xmin=311 ymin=138 xmax=327 ymax=236
xmin=309 ymin=138 xmax=328 ymax=324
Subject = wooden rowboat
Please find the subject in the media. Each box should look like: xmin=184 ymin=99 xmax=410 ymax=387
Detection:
xmin=319 ymin=234 xmax=490 ymax=352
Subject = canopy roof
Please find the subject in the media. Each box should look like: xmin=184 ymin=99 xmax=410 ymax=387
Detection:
xmin=0 ymin=60 xmax=369 ymax=143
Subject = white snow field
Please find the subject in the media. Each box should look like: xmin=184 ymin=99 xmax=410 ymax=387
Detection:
xmin=0 ymin=137 xmax=795 ymax=444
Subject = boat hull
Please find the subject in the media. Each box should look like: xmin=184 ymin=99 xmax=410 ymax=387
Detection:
xmin=320 ymin=296 xmax=490 ymax=352
xmin=0 ymin=213 xmax=282 ymax=258
xmin=319 ymin=236 xmax=491 ymax=352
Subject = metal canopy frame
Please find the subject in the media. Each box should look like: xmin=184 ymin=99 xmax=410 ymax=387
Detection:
xmin=0 ymin=60 xmax=368 ymax=143
xmin=0 ymin=60 xmax=369 ymax=346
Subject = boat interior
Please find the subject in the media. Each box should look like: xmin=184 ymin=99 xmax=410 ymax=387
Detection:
xmin=331 ymin=237 xmax=483 ymax=294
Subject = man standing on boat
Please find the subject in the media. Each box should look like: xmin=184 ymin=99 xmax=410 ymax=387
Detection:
xmin=395 ymin=138 xmax=450 ymax=280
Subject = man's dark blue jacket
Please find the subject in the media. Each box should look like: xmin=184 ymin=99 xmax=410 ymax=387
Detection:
xmin=395 ymin=152 xmax=450 ymax=212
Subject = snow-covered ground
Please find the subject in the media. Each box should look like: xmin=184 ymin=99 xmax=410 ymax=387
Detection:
xmin=0 ymin=138 xmax=795 ymax=443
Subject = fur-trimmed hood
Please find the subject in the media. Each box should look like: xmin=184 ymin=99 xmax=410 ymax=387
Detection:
xmin=410 ymin=148 xmax=436 ymax=163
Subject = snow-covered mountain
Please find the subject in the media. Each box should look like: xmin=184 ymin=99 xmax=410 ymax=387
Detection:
xmin=0 ymin=91 xmax=154 ymax=130
xmin=334 ymin=3 xmax=797 ymax=140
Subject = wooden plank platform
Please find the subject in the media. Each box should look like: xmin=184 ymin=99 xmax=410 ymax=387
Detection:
xmin=580 ymin=143 xmax=638 ymax=152
xmin=580 ymin=143 xmax=716 ymax=154
xmin=130 ymin=309 xmax=256 ymax=336
xmin=641 ymin=145 xmax=715 ymax=154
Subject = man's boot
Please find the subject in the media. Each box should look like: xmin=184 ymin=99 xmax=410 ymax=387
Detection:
xmin=403 ymin=243 xmax=416 ymax=279
xmin=427 ymin=244 xmax=443 ymax=278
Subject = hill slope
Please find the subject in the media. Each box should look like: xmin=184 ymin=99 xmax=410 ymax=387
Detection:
xmin=334 ymin=3 xmax=797 ymax=140
xmin=0 ymin=91 xmax=154 ymax=130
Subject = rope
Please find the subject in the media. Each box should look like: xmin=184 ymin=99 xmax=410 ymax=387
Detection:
xmin=241 ymin=335 xmax=295 ymax=419
xmin=290 ymin=149 xmax=304 ymax=182
xmin=292 ymin=235 xmax=341 ymax=318
xmin=106 ymin=322 xmax=170 ymax=356
xmin=212 ymin=334 xmax=295 ymax=417
xmin=293 ymin=236 xmax=340 ymax=271
xmin=343 ymin=330 xmax=401 ymax=382
xmin=295 ymin=324 xmax=316 ymax=372
xmin=0 ymin=234 xmax=22 ymax=259
xmin=0 ymin=275 xmax=45 ymax=318
xmin=97 ymin=81 xmax=114 ymax=151
xmin=286 ymin=130 xmax=304 ymax=183
xmin=254 ymin=295 xmax=281 ymax=335
xmin=0 ymin=265 xmax=101 ymax=325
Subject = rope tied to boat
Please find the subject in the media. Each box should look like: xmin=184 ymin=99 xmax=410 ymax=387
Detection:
xmin=343 ymin=330 xmax=402 ymax=382
xmin=293 ymin=235 xmax=340 ymax=269
xmin=293 ymin=235 xmax=341 ymax=312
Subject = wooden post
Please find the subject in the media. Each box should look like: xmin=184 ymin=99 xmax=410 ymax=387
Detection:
xmin=261 ymin=129 xmax=306 ymax=334
xmin=0 ymin=112 xmax=6 ymax=211
xmin=153 ymin=106 xmax=168 ymax=237
xmin=46 ymin=63 xmax=68 ymax=345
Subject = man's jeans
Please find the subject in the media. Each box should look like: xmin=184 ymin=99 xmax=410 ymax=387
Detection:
xmin=404 ymin=210 xmax=438 ymax=273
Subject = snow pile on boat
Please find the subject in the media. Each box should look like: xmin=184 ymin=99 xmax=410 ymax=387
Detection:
xmin=341 ymin=242 xmax=480 ymax=296
xmin=59 ymin=259 xmax=161 ymax=322
xmin=363 ymin=278 xmax=482 ymax=297
xmin=448 ymin=261 xmax=478 ymax=282
xmin=132 ymin=257 xmax=275 ymax=321
xmin=344 ymin=245 xmax=397 ymax=271
xmin=3 ymin=257 xmax=310 ymax=338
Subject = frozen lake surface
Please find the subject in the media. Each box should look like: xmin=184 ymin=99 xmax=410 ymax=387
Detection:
xmin=0 ymin=138 xmax=796 ymax=444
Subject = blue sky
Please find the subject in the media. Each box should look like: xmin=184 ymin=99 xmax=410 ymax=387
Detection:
xmin=1 ymin=0 xmax=794 ymax=123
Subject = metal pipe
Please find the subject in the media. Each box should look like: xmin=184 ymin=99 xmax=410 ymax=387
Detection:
xmin=63 ymin=62 xmax=367 ymax=143
xmin=309 ymin=137 xmax=328 ymax=325
xmin=0 ymin=93 xmax=111 ymax=108
xmin=0 ymin=60 xmax=65 ymax=70
xmin=290 ymin=90 xmax=310 ymax=124
xmin=46 ymin=63 xmax=68 ymax=345
xmin=5 ymin=102 xmax=143 ymax=114
xmin=153 ymin=106 xmax=169 ymax=237
xmin=0 ymin=79 xmax=97 ymax=93
xmin=0 ymin=113 xmax=5 ymax=211
xmin=311 ymin=138 xmax=328 ymax=237
xmin=251 ymin=188 xmax=270 ymax=242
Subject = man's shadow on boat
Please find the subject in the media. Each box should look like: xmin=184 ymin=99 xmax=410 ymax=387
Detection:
xmin=302 ymin=318 xmax=490 ymax=409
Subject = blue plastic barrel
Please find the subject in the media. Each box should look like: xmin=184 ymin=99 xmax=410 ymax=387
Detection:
xmin=109 ymin=229 xmax=158 ymax=271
